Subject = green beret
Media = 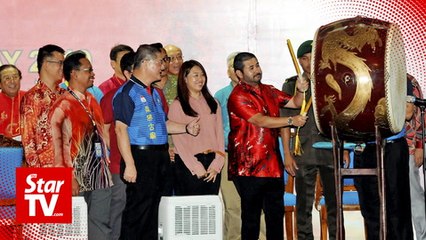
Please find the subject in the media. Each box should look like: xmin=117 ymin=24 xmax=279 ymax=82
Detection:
xmin=297 ymin=40 xmax=313 ymax=58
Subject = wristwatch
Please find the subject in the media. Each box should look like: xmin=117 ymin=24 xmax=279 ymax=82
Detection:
xmin=287 ymin=116 xmax=293 ymax=126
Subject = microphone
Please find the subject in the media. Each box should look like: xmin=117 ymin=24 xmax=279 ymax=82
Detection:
xmin=406 ymin=96 xmax=426 ymax=107
xmin=414 ymin=97 xmax=426 ymax=107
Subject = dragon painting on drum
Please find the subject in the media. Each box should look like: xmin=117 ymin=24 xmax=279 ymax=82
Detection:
xmin=311 ymin=16 xmax=407 ymax=141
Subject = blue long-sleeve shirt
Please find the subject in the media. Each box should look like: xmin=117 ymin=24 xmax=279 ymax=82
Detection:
xmin=214 ymin=82 xmax=234 ymax=150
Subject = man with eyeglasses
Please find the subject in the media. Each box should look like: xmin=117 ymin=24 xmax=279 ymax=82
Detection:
xmin=163 ymin=44 xmax=183 ymax=105
xmin=0 ymin=64 xmax=26 ymax=140
xmin=151 ymin=43 xmax=170 ymax=90
xmin=163 ymin=44 xmax=183 ymax=163
xmin=58 ymin=50 xmax=104 ymax=103
xmin=21 ymin=44 xmax=66 ymax=167
xmin=49 ymin=50 xmax=113 ymax=240
xmin=113 ymin=44 xmax=200 ymax=240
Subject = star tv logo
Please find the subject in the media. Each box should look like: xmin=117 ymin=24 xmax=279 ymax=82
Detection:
xmin=16 ymin=168 xmax=72 ymax=223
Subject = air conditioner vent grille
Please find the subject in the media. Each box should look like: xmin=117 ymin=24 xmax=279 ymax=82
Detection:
xmin=158 ymin=195 xmax=222 ymax=239
xmin=174 ymin=204 xmax=217 ymax=235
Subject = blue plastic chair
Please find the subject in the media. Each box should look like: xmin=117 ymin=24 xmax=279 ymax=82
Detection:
xmin=0 ymin=147 xmax=24 ymax=239
xmin=312 ymin=143 xmax=362 ymax=240
xmin=0 ymin=147 xmax=23 ymax=200
xmin=279 ymin=138 xmax=297 ymax=240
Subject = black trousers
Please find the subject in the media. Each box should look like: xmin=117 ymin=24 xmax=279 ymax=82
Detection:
xmin=296 ymin=164 xmax=337 ymax=240
xmin=354 ymin=138 xmax=413 ymax=240
xmin=233 ymin=176 xmax=284 ymax=240
xmin=119 ymin=148 xmax=172 ymax=240
xmin=173 ymin=153 xmax=220 ymax=195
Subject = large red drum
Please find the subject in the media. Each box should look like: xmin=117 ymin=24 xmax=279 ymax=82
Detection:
xmin=311 ymin=16 xmax=407 ymax=141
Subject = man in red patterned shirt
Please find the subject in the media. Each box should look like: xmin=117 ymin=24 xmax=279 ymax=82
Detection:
xmin=228 ymin=52 xmax=308 ymax=240
xmin=0 ymin=65 xmax=25 ymax=140
xmin=50 ymin=51 xmax=112 ymax=240
xmin=21 ymin=44 xmax=65 ymax=167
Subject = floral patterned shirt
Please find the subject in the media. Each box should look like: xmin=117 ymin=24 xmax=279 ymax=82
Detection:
xmin=163 ymin=74 xmax=178 ymax=105
xmin=228 ymin=81 xmax=292 ymax=178
xmin=21 ymin=80 xmax=65 ymax=167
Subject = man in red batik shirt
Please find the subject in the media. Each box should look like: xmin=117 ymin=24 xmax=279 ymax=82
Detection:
xmin=228 ymin=52 xmax=308 ymax=240
xmin=50 ymin=51 xmax=112 ymax=240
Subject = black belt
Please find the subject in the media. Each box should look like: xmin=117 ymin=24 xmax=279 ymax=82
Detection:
xmin=131 ymin=144 xmax=169 ymax=151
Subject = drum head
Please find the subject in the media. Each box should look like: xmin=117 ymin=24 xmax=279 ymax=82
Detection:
xmin=311 ymin=16 xmax=406 ymax=141
xmin=385 ymin=23 xmax=406 ymax=135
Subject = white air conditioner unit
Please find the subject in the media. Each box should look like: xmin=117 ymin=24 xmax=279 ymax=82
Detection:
xmin=23 ymin=196 xmax=88 ymax=240
xmin=158 ymin=195 xmax=223 ymax=240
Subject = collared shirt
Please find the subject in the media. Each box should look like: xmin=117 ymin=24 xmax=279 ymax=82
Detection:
xmin=101 ymin=85 xmax=168 ymax=174
xmin=21 ymin=80 xmax=65 ymax=167
xmin=99 ymin=75 xmax=126 ymax=95
xmin=228 ymin=81 xmax=292 ymax=178
xmin=60 ymin=81 xmax=104 ymax=103
xmin=49 ymin=88 xmax=112 ymax=191
xmin=281 ymin=75 xmax=333 ymax=165
xmin=214 ymin=82 xmax=234 ymax=149
xmin=405 ymin=74 xmax=424 ymax=154
xmin=163 ymin=74 xmax=178 ymax=105
xmin=113 ymin=76 xmax=168 ymax=145
xmin=0 ymin=90 xmax=25 ymax=138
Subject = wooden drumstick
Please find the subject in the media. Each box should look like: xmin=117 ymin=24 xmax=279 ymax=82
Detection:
xmin=286 ymin=39 xmax=304 ymax=81
xmin=287 ymin=39 xmax=311 ymax=155
xmin=302 ymin=98 xmax=312 ymax=116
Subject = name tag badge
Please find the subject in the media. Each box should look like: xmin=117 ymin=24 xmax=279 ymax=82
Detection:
xmin=95 ymin=142 xmax=103 ymax=158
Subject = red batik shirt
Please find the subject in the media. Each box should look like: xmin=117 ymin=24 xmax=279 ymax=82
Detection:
xmin=228 ymin=81 xmax=292 ymax=178
xmin=0 ymin=90 xmax=25 ymax=138
xmin=50 ymin=89 xmax=112 ymax=191
xmin=21 ymin=80 xmax=65 ymax=167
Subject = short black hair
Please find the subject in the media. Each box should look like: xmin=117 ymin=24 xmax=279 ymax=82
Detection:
xmin=233 ymin=52 xmax=257 ymax=73
xmin=110 ymin=44 xmax=133 ymax=61
xmin=37 ymin=44 xmax=65 ymax=74
xmin=63 ymin=51 xmax=87 ymax=81
xmin=150 ymin=42 xmax=164 ymax=50
xmin=120 ymin=52 xmax=136 ymax=79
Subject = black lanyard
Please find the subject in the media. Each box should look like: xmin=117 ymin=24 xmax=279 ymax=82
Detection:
xmin=67 ymin=88 xmax=96 ymax=127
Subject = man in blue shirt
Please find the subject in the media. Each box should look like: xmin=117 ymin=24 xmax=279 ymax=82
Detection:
xmin=113 ymin=44 xmax=200 ymax=240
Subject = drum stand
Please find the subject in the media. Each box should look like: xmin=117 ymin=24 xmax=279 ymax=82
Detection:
xmin=331 ymin=124 xmax=386 ymax=240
